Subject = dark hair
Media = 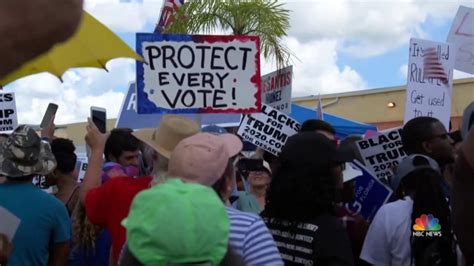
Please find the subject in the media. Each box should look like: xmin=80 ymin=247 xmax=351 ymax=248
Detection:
xmin=402 ymin=117 xmax=439 ymax=155
xmin=340 ymin=134 xmax=364 ymax=163
xmin=104 ymin=128 xmax=140 ymax=161
xmin=300 ymin=119 xmax=336 ymax=135
xmin=51 ymin=138 xmax=77 ymax=174
xmin=400 ymin=156 xmax=456 ymax=265
xmin=263 ymin=155 xmax=336 ymax=221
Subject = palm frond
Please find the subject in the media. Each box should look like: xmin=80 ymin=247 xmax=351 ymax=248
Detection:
xmin=164 ymin=0 xmax=293 ymax=69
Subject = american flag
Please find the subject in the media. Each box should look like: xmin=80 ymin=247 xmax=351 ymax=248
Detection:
xmin=154 ymin=0 xmax=184 ymax=33
xmin=423 ymin=47 xmax=448 ymax=85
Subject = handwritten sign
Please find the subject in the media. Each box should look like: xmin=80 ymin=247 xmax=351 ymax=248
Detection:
xmin=0 ymin=92 xmax=18 ymax=132
xmin=404 ymin=38 xmax=454 ymax=129
xmin=345 ymin=160 xmax=393 ymax=222
xmin=136 ymin=33 xmax=261 ymax=113
xmin=237 ymin=104 xmax=300 ymax=155
xmin=447 ymin=6 xmax=474 ymax=75
xmin=356 ymin=128 xmax=406 ymax=180
xmin=261 ymin=66 xmax=292 ymax=114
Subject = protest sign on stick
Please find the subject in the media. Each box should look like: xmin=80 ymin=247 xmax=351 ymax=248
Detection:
xmin=237 ymin=104 xmax=300 ymax=156
xmin=345 ymin=160 xmax=393 ymax=222
xmin=261 ymin=66 xmax=292 ymax=114
xmin=0 ymin=92 xmax=18 ymax=132
xmin=136 ymin=33 xmax=261 ymax=114
xmin=404 ymin=38 xmax=454 ymax=130
xmin=356 ymin=127 xmax=406 ymax=180
xmin=447 ymin=6 xmax=474 ymax=75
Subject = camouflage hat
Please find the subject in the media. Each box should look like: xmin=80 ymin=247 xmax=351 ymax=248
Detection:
xmin=0 ymin=125 xmax=56 ymax=178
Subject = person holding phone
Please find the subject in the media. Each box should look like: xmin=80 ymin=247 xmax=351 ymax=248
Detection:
xmin=234 ymin=158 xmax=272 ymax=214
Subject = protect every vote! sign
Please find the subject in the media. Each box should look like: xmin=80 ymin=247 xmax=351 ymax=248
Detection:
xmin=136 ymin=33 xmax=261 ymax=114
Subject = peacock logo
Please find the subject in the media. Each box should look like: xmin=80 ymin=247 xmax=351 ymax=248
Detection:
xmin=412 ymin=214 xmax=442 ymax=237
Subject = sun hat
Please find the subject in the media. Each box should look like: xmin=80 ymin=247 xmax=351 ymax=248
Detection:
xmin=122 ymin=178 xmax=229 ymax=266
xmin=132 ymin=115 xmax=200 ymax=159
xmin=168 ymin=133 xmax=243 ymax=186
xmin=0 ymin=125 xmax=56 ymax=178
xmin=390 ymin=154 xmax=441 ymax=192
xmin=279 ymin=132 xmax=354 ymax=168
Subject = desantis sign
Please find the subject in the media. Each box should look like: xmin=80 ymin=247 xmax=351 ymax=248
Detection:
xmin=261 ymin=66 xmax=292 ymax=114
xmin=136 ymin=33 xmax=261 ymax=114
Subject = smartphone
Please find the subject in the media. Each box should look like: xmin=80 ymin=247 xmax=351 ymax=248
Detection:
xmin=238 ymin=158 xmax=265 ymax=172
xmin=90 ymin=107 xmax=107 ymax=133
xmin=40 ymin=103 xmax=58 ymax=128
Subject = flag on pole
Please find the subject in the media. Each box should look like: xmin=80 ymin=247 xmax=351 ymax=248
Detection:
xmin=423 ymin=47 xmax=449 ymax=85
xmin=316 ymin=93 xmax=324 ymax=120
xmin=154 ymin=0 xmax=184 ymax=33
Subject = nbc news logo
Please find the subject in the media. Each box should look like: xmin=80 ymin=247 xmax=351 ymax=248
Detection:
xmin=412 ymin=214 xmax=442 ymax=237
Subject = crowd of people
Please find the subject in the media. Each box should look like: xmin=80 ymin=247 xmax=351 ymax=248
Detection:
xmin=0 ymin=110 xmax=473 ymax=266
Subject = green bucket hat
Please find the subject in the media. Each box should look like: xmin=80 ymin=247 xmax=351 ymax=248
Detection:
xmin=123 ymin=179 xmax=230 ymax=266
xmin=0 ymin=125 xmax=56 ymax=178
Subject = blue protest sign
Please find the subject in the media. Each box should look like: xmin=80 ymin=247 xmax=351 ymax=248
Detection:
xmin=116 ymin=82 xmax=242 ymax=129
xmin=345 ymin=160 xmax=393 ymax=222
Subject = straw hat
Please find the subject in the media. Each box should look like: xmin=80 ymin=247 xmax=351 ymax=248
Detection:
xmin=133 ymin=115 xmax=200 ymax=159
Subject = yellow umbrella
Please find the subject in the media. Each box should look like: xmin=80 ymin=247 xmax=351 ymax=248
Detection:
xmin=0 ymin=11 xmax=142 ymax=86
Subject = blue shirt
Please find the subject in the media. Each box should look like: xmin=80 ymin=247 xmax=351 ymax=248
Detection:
xmin=226 ymin=207 xmax=283 ymax=265
xmin=0 ymin=182 xmax=71 ymax=266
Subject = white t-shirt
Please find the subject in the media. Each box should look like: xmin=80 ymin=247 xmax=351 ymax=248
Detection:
xmin=360 ymin=197 xmax=413 ymax=266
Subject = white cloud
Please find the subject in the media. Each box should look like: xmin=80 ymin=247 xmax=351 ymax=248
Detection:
xmin=285 ymin=0 xmax=473 ymax=57
xmin=3 ymin=59 xmax=135 ymax=125
xmin=84 ymin=0 xmax=164 ymax=32
xmin=261 ymin=37 xmax=367 ymax=96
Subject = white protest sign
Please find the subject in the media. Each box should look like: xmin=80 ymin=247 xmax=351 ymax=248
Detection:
xmin=136 ymin=34 xmax=261 ymax=113
xmin=261 ymin=66 xmax=292 ymax=114
xmin=0 ymin=92 xmax=18 ymax=132
xmin=237 ymin=104 xmax=300 ymax=155
xmin=0 ymin=206 xmax=21 ymax=241
xmin=404 ymin=38 xmax=454 ymax=130
xmin=447 ymin=6 xmax=474 ymax=75
xmin=356 ymin=128 xmax=406 ymax=180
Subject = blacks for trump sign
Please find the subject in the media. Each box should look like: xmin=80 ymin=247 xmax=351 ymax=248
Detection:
xmin=237 ymin=104 xmax=300 ymax=155
xmin=0 ymin=92 xmax=18 ymax=132
xmin=136 ymin=33 xmax=261 ymax=114
xmin=356 ymin=128 xmax=406 ymax=180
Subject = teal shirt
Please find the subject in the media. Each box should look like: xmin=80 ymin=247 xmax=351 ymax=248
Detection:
xmin=0 ymin=182 xmax=71 ymax=266
xmin=235 ymin=191 xmax=262 ymax=215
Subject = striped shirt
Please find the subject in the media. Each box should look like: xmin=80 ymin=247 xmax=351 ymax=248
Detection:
xmin=226 ymin=207 xmax=283 ymax=265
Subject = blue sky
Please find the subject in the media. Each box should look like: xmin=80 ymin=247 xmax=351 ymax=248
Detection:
xmin=4 ymin=0 xmax=473 ymax=124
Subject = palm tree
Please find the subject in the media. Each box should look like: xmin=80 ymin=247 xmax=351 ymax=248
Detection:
xmin=164 ymin=0 xmax=293 ymax=69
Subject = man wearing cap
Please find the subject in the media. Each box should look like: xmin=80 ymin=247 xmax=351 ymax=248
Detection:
xmin=0 ymin=125 xmax=71 ymax=265
xmin=167 ymin=132 xmax=284 ymax=265
xmin=79 ymin=115 xmax=200 ymax=264
xmin=262 ymin=132 xmax=355 ymax=265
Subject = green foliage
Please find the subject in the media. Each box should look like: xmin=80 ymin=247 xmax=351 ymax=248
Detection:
xmin=165 ymin=0 xmax=293 ymax=69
